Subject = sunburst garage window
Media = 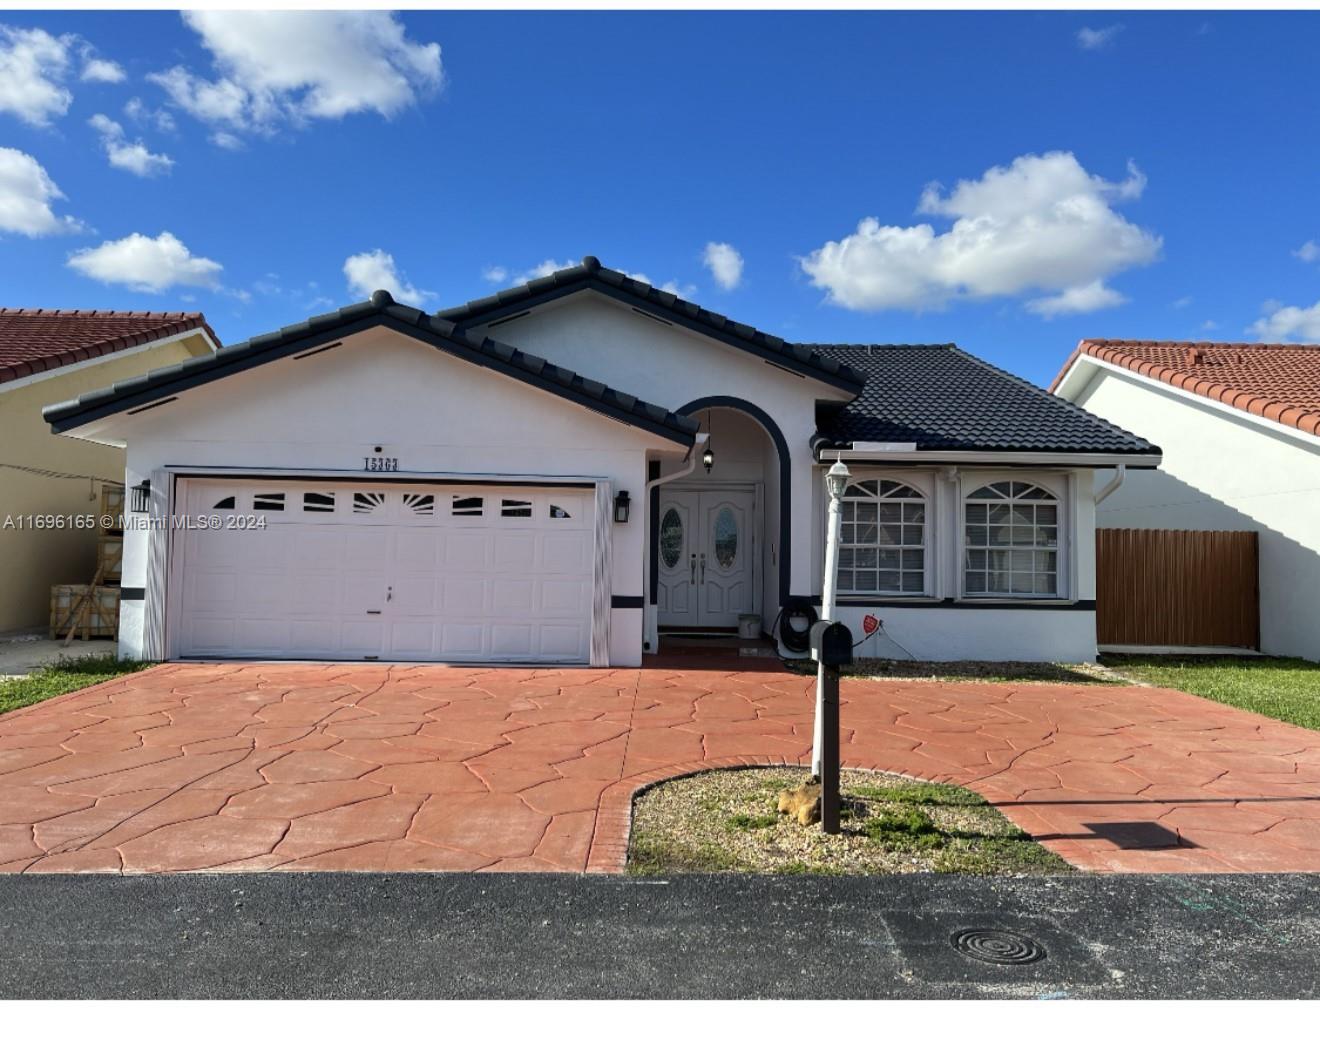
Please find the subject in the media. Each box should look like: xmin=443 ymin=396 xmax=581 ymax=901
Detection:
xmin=837 ymin=479 xmax=926 ymax=594
xmin=963 ymin=481 xmax=1059 ymax=597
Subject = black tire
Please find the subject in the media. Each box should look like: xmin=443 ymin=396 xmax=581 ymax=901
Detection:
xmin=778 ymin=596 xmax=817 ymax=654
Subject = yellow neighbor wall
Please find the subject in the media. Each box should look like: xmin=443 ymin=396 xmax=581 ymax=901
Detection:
xmin=0 ymin=332 xmax=213 ymax=634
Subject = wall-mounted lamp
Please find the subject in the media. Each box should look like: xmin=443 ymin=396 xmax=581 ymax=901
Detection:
xmin=613 ymin=490 xmax=631 ymax=524
xmin=130 ymin=479 xmax=151 ymax=514
xmin=702 ymin=447 xmax=714 ymax=473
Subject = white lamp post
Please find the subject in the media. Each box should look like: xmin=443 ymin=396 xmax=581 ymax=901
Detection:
xmin=812 ymin=457 xmax=850 ymax=777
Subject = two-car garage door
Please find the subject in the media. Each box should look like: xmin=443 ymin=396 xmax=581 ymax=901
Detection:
xmin=174 ymin=478 xmax=595 ymax=663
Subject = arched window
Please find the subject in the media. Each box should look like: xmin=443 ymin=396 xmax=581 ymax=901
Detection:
xmin=837 ymin=479 xmax=926 ymax=594
xmin=963 ymin=481 xmax=1059 ymax=597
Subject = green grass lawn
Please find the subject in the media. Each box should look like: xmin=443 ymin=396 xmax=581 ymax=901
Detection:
xmin=1102 ymin=654 xmax=1320 ymax=731
xmin=627 ymin=768 xmax=1072 ymax=876
xmin=0 ymin=654 xmax=147 ymax=717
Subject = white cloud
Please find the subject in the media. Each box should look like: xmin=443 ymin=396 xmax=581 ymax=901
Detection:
xmin=124 ymin=96 xmax=176 ymax=133
xmin=81 ymin=56 xmax=124 ymax=83
xmin=0 ymin=147 xmax=81 ymax=236
xmin=148 ymin=66 xmax=248 ymax=126
xmin=89 ymin=114 xmax=174 ymax=177
xmin=1172 ymin=295 xmax=1193 ymax=309
xmin=485 ymin=257 xmax=695 ymax=298
xmin=343 ymin=249 xmax=434 ymax=307
xmin=800 ymin=151 xmax=1160 ymax=315
xmin=67 ymin=231 xmax=223 ymax=292
xmin=1251 ymin=300 xmax=1320 ymax=343
xmin=0 ymin=24 xmax=74 ymax=126
xmin=1294 ymin=240 xmax=1319 ymax=263
xmin=702 ymin=241 xmax=744 ymax=290
xmin=1025 ymin=280 xmax=1126 ymax=318
xmin=1077 ymin=25 xmax=1124 ymax=51
xmin=209 ymin=130 xmax=244 ymax=151
xmin=151 ymin=11 xmax=442 ymax=144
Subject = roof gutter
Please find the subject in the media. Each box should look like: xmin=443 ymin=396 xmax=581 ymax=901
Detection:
xmin=813 ymin=447 xmax=1162 ymax=469
xmin=1094 ymin=463 xmax=1127 ymax=504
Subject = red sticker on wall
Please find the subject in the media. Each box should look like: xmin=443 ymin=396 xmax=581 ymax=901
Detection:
xmin=862 ymin=614 xmax=880 ymax=636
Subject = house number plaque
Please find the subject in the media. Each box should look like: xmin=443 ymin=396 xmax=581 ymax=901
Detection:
xmin=363 ymin=454 xmax=400 ymax=472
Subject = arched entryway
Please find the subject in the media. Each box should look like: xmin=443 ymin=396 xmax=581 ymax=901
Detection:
xmin=648 ymin=398 xmax=791 ymax=644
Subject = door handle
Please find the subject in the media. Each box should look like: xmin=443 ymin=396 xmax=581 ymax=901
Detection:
xmin=700 ymin=553 xmax=706 ymax=583
xmin=386 ymin=585 xmax=393 ymax=603
xmin=690 ymin=553 xmax=696 ymax=583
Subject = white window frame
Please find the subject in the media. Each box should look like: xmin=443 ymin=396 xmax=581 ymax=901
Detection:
xmin=833 ymin=474 xmax=933 ymax=598
xmin=959 ymin=474 xmax=1068 ymax=600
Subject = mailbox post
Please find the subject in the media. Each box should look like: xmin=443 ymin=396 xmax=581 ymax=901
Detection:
xmin=810 ymin=620 xmax=852 ymax=834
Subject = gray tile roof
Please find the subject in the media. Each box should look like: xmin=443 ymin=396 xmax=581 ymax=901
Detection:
xmin=438 ymin=256 xmax=867 ymax=393
xmin=812 ymin=344 xmax=1160 ymax=456
xmin=43 ymin=292 xmax=699 ymax=445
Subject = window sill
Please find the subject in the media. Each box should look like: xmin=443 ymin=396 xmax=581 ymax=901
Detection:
xmin=955 ymin=597 xmax=1074 ymax=606
xmin=833 ymin=594 xmax=940 ymax=605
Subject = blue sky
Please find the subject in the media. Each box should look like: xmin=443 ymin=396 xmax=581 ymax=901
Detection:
xmin=3 ymin=10 xmax=1320 ymax=385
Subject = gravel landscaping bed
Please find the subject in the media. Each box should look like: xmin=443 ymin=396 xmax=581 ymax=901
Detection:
xmin=627 ymin=767 xmax=1073 ymax=876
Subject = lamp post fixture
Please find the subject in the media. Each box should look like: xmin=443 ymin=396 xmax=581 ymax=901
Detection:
xmin=812 ymin=457 xmax=850 ymax=777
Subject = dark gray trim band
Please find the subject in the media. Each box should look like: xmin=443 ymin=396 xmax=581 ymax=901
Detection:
xmin=170 ymin=471 xmax=596 ymax=489
xmin=611 ymin=595 xmax=645 ymax=609
xmin=808 ymin=596 xmax=1097 ymax=612
xmin=677 ymin=397 xmax=793 ymax=609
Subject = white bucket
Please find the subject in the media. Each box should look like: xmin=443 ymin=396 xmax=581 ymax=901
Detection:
xmin=738 ymin=614 xmax=762 ymax=640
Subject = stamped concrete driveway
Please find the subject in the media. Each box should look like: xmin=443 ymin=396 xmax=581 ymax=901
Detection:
xmin=2 ymin=660 xmax=1319 ymax=875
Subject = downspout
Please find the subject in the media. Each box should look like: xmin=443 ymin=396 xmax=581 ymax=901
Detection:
xmin=641 ymin=433 xmax=709 ymax=652
xmin=1095 ymin=463 xmax=1126 ymax=504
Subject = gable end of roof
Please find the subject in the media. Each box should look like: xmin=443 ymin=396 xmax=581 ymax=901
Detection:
xmin=438 ymin=256 xmax=867 ymax=393
xmin=42 ymin=293 xmax=698 ymax=446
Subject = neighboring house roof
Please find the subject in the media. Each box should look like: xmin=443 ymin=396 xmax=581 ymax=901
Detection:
xmin=0 ymin=308 xmax=218 ymax=387
xmin=437 ymin=256 xmax=867 ymax=394
xmin=1051 ymin=338 xmax=1320 ymax=437
xmin=813 ymin=344 xmax=1160 ymax=457
xmin=43 ymin=292 xmax=699 ymax=446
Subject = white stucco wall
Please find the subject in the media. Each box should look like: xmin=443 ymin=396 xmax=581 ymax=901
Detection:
xmin=1072 ymin=367 xmax=1320 ymax=661
xmin=95 ymin=327 xmax=683 ymax=665
xmin=471 ymin=292 xmax=850 ymax=610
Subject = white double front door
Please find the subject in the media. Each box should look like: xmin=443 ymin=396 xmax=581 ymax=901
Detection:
xmin=657 ymin=488 xmax=756 ymax=629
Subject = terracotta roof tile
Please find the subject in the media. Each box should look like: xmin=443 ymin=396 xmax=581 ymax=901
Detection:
xmin=0 ymin=308 xmax=218 ymax=387
xmin=1051 ymin=339 xmax=1320 ymax=437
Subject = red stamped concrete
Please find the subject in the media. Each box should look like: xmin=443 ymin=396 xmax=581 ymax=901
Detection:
xmin=2 ymin=661 xmax=1320 ymax=875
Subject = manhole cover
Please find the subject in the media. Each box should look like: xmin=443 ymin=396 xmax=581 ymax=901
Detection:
xmin=950 ymin=928 xmax=1046 ymax=966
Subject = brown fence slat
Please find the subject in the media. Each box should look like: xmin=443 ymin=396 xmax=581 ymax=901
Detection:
xmin=1096 ymin=529 xmax=1259 ymax=648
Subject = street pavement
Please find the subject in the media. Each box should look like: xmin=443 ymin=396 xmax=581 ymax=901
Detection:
xmin=2 ymin=872 xmax=1318 ymax=998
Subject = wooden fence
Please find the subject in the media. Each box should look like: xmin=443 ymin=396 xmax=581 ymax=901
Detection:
xmin=1096 ymin=529 xmax=1259 ymax=649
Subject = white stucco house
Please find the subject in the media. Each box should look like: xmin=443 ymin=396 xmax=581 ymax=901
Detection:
xmin=1052 ymin=338 xmax=1320 ymax=663
xmin=43 ymin=258 xmax=1160 ymax=667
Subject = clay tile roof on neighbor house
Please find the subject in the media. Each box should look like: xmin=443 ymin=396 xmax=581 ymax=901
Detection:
xmin=813 ymin=343 xmax=1160 ymax=456
xmin=0 ymin=308 xmax=218 ymax=387
xmin=1052 ymin=338 xmax=1320 ymax=437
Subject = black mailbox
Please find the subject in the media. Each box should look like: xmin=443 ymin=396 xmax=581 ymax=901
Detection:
xmin=809 ymin=620 xmax=854 ymax=668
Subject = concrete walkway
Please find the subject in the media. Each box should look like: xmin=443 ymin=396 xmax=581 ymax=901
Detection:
xmin=1 ymin=660 xmax=1318 ymax=874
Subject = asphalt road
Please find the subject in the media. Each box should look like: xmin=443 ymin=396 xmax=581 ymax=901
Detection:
xmin=2 ymin=873 xmax=1318 ymax=999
